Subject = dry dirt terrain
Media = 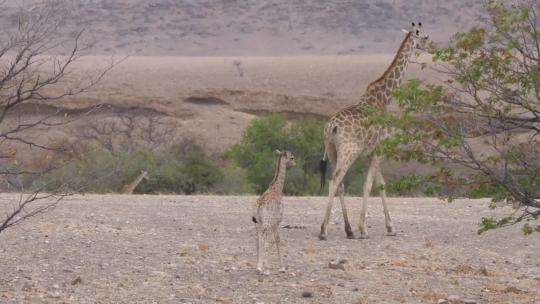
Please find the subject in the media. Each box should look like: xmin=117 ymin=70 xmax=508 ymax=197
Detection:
xmin=16 ymin=53 xmax=438 ymax=159
xmin=1 ymin=194 xmax=539 ymax=304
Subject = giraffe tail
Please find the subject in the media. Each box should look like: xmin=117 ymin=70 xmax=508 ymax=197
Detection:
xmin=319 ymin=150 xmax=327 ymax=193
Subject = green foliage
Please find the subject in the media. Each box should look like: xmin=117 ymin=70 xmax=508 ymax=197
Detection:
xmin=36 ymin=143 xmax=223 ymax=194
xmin=393 ymin=80 xmax=444 ymax=115
xmin=522 ymin=223 xmax=533 ymax=235
xmin=228 ymin=113 xmax=420 ymax=196
xmin=211 ymin=165 xmax=254 ymax=194
xmin=384 ymin=175 xmax=426 ymax=195
xmin=368 ymin=1 xmax=540 ymax=232
xmin=478 ymin=217 xmax=499 ymax=234
xmin=34 ymin=146 xmax=141 ymax=193
xmin=227 ymin=114 xmax=369 ymax=195
xmin=341 ymin=160 xmax=369 ymax=196
xmin=283 ymin=166 xmax=317 ymax=195
xmin=468 ymin=180 xmax=507 ymax=200
xmin=227 ymin=113 xmax=326 ymax=194
xmin=38 ymin=114 xmax=375 ymax=196
xmin=478 ymin=216 xmax=513 ymax=234
xmin=177 ymin=148 xmax=224 ymax=194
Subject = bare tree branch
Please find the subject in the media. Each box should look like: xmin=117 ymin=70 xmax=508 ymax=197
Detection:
xmin=0 ymin=1 xmax=118 ymax=234
xmin=74 ymin=107 xmax=178 ymax=154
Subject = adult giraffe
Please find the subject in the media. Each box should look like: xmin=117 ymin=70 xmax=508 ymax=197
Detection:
xmin=319 ymin=22 xmax=430 ymax=240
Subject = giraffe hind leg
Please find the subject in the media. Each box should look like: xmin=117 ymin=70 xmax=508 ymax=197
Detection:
xmin=256 ymin=230 xmax=264 ymax=273
xmin=256 ymin=233 xmax=271 ymax=275
xmin=319 ymin=141 xmax=336 ymax=240
xmin=333 ymin=153 xmax=357 ymax=239
xmin=319 ymin=169 xmax=341 ymax=240
xmin=337 ymin=182 xmax=354 ymax=239
xmin=359 ymin=157 xmax=377 ymax=239
xmin=373 ymin=162 xmax=396 ymax=236
xmin=274 ymin=232 xmax=285 ymax=272
xmin=320 ymin=152 xmax=355 ymax=240
xmin=319 ymin=180 xmax=336 ymax=240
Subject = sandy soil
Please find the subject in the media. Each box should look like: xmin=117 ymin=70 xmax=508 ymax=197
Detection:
xmin=0 ymin=194 xmax=538 ymax=304
xmin=67 ymin=54 xmax=437 ymax=104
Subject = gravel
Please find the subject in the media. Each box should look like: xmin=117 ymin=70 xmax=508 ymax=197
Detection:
xmin=0 ymin=194 xmax=539 ymax=303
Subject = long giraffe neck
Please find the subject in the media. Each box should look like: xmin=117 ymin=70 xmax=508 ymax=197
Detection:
xmin=362 ymin=32 xmax=415 ymax=106
xmin=122 ymin=172 xmax=147 ymax=194
xmin=268 ymin=155 xmax=288 ymax=194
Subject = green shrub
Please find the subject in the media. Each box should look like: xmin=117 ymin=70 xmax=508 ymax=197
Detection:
xmin=177 ymin=148 xmax=223 ymax=194
xmin=212 ymin=165 xmax=254 ymax=194
xmin=35 ymin=143 xmax=223 ymax=194
xmin=227 ymin=113 xmax=372 ymax=195
xmin=227 ymin=114 xmax=311 ymax=194
xmin=34 ymin=145 xmax=131 ymax=193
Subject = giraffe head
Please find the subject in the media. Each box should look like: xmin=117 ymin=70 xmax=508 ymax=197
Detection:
xmin=276 ymin=150 xmax=296 ymax=168
xmin=141 ymin=170 xmax=149 ymax=181
xmin=406 ymin=22 xmax=430 ymax=51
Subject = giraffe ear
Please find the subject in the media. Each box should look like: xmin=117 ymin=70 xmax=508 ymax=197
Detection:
xmin=275 ymin=149 xmax=282 ymax=155
xmin=401 ymin=28 xmax=410 ymax=33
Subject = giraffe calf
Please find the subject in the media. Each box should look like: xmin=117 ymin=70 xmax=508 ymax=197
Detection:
xmin=252 ymin=150 xmax=295 ymax=274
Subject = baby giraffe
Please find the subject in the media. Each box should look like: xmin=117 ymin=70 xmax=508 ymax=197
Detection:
xmin=252 ymin=150 xmax=296 ymax=274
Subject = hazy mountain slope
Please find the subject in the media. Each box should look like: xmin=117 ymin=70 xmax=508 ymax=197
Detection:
xmin=0 ymin=0 xmax=483 ymax=55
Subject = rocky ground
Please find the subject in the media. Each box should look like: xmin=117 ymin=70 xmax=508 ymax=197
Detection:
xmin=0 ymin=194 xmax=539 ymax=303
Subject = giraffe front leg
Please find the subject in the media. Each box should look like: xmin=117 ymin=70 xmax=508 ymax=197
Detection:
xmin=359 ymin=159 xmax=376 ymax=239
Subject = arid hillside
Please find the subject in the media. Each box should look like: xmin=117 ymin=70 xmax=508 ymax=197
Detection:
xmin=0 ymin=1 xmax=480 ymax=185
xmin=19 ymin=53 xmax=437 ymax=155
xmin=0 ymin=0 xmax=483 ymax=55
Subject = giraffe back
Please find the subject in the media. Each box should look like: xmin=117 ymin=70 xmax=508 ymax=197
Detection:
xmin=253 ymin=190 xmax=283 ymax=233
xmin=324 ymin=98 xmax=391 ymax=157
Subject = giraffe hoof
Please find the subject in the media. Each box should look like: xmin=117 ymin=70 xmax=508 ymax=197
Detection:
xmin=386 ymin=231 xmax=397 ymax=236
xmin=358 ymin=234 xmax=369 ymax=239
xmin=257 ymin=269 xmax=270 ymax=276
xmin=318 ymin=234 xmax=327 ymax=241
xmin=346 ymin=233 xmax=355 ymax=239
